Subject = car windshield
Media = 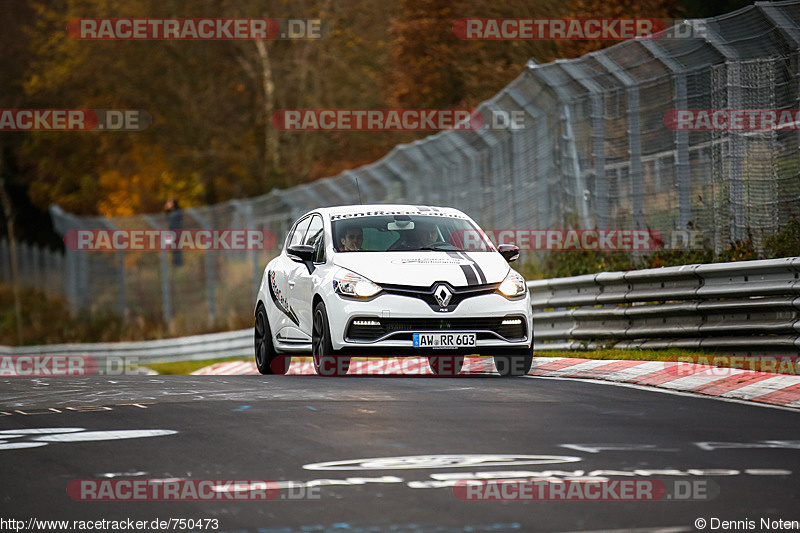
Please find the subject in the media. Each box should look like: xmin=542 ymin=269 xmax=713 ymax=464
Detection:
xmin=332 ymin=214 xmax=496 ymax=252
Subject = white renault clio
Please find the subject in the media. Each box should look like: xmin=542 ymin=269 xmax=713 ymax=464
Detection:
xmin=254 ymin=205 xmax=533 ymax=376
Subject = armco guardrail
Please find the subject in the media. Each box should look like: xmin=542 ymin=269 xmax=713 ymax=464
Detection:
xmin=0 ymin=329 xmax=253 ymax=364
xmin=528 ymin=257 xmax=800 ymax=353
xmin=2 ymin=258 xmax=799 ymax=363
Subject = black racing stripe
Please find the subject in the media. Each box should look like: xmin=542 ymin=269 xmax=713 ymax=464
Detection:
xmin=447 ymin=252 xmax=478 ymax=285
xmin=463 ymin=252 xmax=487 ymax=284
xmin=457 ymin=252 xmax=483 ymax=285
xmin=447 ymin=251 xmax=477 ymax=285
xmin=460 ymin=264 xmax=478 ymax=285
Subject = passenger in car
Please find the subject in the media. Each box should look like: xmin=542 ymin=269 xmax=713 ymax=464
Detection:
xmin=414 ymin=221 xmax=441 ymax=247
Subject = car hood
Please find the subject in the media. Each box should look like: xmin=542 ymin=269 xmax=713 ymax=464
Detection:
xmin=332 ymin=251 xmax=510 ymax=287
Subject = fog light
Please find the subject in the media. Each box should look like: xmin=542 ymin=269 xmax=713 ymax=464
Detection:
xmin=353 ymin=320 xmax=380 ymax=326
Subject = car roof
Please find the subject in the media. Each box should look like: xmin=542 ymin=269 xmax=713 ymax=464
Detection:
xmin=300 ymin=204 xmax=470 ymax=220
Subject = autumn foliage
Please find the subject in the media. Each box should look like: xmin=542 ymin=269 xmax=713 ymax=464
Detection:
xmin=2 ymin=0 xmax=700 ymax=226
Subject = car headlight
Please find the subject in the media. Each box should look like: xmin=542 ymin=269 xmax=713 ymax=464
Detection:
xmin=333 ymin=270 xmax=382 ymax=298
xmin=498 ymin=271 xmax=527 ymax=298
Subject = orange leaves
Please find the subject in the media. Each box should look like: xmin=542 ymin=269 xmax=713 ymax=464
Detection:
xmin=556 ymin=0 xmax=678 ymax=58
xmin=96 ymin=144 xmax=204 ymax=218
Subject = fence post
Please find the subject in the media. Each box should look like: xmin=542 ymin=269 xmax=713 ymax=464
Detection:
xmin=186 ymin=208 xmax=215 ymax=325
xmin=43 ymin=247 xmax=54 ymax=294
xmin=65 ymin=248 xmax=78 ymax=314
xmin=469 ymin=110 xmax=501 ymax=227
xmin=594 ymin=54 xmax=645 ymax=231
xmin=560 ymin=104 xmax=592 ymax=229
xmin=694 ymin=20 xmax=745 ymax=246
xmin=0 ymin=239 xmax=9 ymax=283
xmin=19 ymin=242 xmax=30 ymax=287
xmin=100 ymin=218 xmax=128 ymax=317
xmin=235 ymin=201 xmax=262 ymax=297
xmin=143 ymin=214 xmax=172 ymax=323
xmin=558 ymin=62 xmax=607 ymax=230
xmin=640 ymin=39 xmax=692 ymax=230
xmin=384 ymin=155 xmax=416 ymax=206
xmin=77 ymin=249 xmax=89 ymax=311
xmin=115 ymin=250 xmax=127 ymax=316
xmin=428 ymin=136 xmax=460 ymax=212
xmin=53 ymin=251 xmax=64 ymax=297
xmin=533 ymin=64 xmax=590 ymax=229
xmin=32 ymin=244 xmax=42 ymax=289
xmin=759 ymin=3 xmax=800 ymax=233
xmin=160 ymin=249 xmax=171 ymax=322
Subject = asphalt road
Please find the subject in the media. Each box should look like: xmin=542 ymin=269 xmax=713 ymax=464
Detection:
xmin=1 ymin=373 xmax=799 ymax=533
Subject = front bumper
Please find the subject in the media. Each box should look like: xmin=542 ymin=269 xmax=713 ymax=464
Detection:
xmin=327 ymin=291 xmax=532 ymax=352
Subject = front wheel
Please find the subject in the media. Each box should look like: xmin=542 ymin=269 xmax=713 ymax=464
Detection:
xmin=255 ymin=304 xmax=290 ymax=374
xmin=312 ymin=301 xmax=350 ymax=376
xmin=493 ymin=346 xmax=533 ymax=377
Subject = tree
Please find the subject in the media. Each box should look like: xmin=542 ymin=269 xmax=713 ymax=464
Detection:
xmin=385 ymin=0 xmax=566 ymax=111
xmin=556 ymin=0 xmax=678 ymax=59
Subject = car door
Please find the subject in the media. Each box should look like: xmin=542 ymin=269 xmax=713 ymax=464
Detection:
xmin=269 ymin=215 xmax=312 ymax=340
xmin=288 ymin=214 xmax=324 ymax=337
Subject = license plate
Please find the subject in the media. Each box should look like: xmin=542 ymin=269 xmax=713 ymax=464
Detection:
xmin=413 ymin=332 xmax=476 ymax=349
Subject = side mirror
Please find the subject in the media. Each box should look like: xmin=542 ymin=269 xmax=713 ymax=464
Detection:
xmin=498 ymin=244 xmax=520 ymax=263
xmin=288 ymin=244 xmax=316 ymax=274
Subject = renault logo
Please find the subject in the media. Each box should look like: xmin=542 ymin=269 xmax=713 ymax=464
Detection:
xmin=434 ymin=284 xmax=453 ymax=307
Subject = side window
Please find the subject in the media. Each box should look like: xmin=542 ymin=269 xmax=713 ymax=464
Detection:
xmin=287 ymin=216 xmax=312 ymax=250
xmin=304 ymin=215 xmax=325 ymax=262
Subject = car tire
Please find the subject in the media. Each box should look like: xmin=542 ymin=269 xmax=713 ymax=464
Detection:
xmin=255 ymin=304 xmax=290 ymax=375
xmin=428 ymin=355 xmax=464 ymax=376
xmin=493 ymin=346 xmax=533 ymax=377
xmin=312 ymin=301 xmax=350 ymax=376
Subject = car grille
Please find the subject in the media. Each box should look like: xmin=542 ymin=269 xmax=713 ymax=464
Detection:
xmin=346 ymin=316 xmax=527 ymax=342
xmin=380 ymin=282 xmax=499 ymax=312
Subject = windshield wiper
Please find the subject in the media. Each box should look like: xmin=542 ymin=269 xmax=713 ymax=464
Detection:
xmin=418 ymin=244 xmax=454 ymax=251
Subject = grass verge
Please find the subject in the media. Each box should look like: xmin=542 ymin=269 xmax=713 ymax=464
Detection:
xmin=147 ymin=356 xmax=247 ymax=375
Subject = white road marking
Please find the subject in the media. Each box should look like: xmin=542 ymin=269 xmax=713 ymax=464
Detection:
xmin=303 ymin=454 xmax=583 ymax=471
xmin=0 ymin=442 xmax=49 ymax=450
xmin=0 ymin=427 xmax=84 ymax=434
xmin=32 ymin=429 xmax=177 ymax=442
